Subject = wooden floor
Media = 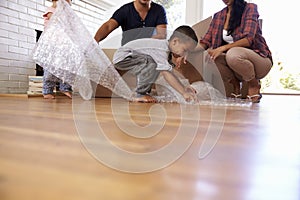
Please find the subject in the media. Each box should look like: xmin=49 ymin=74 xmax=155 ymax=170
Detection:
xmin=0 ymin=94 xmax=299 ymax=200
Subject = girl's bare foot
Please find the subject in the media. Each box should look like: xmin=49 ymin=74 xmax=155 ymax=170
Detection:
xmin=62 ymin=91 xmax=72 ymax=99
xmin=132 ymin=94 xmax=157 ymax=103
xmin=43 ymin=94 xmax=55 ymax=99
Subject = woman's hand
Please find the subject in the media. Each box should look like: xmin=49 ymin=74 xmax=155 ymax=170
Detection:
xmin=207 ymin=46 xmax=226 ymax=60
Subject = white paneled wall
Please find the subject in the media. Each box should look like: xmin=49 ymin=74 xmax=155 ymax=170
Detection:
xmin=0 ymin=0 xmax=115 ymax=94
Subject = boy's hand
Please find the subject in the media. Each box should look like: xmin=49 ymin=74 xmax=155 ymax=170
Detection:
xmin=173 ymin=55 xmax=188 ymax=69
xmin=183 ymin=86 xmax=198 ymax=102
xmin=185 ymin=85 xmax=197 ymax=94
xmin=182 ymin=92 xmax=197 ymax=102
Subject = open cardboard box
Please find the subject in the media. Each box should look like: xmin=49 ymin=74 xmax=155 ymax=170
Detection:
xmin=95 ymin=16 xmax=239 ymax=98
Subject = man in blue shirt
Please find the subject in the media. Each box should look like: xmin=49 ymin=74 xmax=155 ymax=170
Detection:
xmin=94 ymin=0 xmax=168 ymax=45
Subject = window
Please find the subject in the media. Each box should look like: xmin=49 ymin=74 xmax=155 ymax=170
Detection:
xmin=156 ymin=0 xmax=186 ymax=30
xmin=250 ymin=0 xmax=300 ymax=94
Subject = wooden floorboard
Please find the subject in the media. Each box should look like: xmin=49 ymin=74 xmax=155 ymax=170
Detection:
xmin=0 ymin=94 xmax=299 ymax=200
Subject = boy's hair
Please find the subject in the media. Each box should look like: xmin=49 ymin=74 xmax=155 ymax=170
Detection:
xmin=169 ymin=25 xmax=198 ymax=46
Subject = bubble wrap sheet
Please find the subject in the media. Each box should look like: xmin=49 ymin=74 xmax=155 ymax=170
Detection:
xmin=155 ymin=74 xmax=252 ymax=108
xmin=31 ymin=0 xmax=134 ymax=100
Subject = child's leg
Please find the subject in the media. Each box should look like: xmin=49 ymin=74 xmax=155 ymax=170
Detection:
xmin=43 ymin=70 xmax=56 ymax=99
xmin=115 ymin=53 xmax=160 ymax=96
xmin=58 ymin=80 xmax=72 ymax=98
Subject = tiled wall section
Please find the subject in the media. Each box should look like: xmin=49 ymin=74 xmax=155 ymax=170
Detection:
xmin=0 ymin=0 xmax=114 ymax=94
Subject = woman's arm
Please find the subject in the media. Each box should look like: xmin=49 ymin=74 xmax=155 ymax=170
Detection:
xmin=208 ymin=37 xmax=250 ymax=60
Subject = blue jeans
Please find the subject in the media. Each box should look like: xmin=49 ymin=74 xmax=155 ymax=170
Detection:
xmin=43 ymin=70 xmax=72 ymax=94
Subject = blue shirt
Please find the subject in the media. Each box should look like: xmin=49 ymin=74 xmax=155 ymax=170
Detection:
xmin=111 ymin=2 xmax=168 ymax=45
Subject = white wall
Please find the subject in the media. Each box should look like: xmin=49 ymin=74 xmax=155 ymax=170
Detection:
xmin=0 ymin=0 xmax=115 ymax=94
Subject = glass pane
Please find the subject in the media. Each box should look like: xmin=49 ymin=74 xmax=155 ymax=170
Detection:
xmin=251 ymin=0 xmax=300 ymax=94
xmin=156 ymin=0 xmax=186 ymax=30
xmin=202 ymin=0 xmax=224 ymax=20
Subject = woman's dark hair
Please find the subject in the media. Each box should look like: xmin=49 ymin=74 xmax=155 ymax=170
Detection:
xmin=227 ymin=0 xmax=247 ymax=35
xmin=170 ymin=25 xmax=198 ymax=46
